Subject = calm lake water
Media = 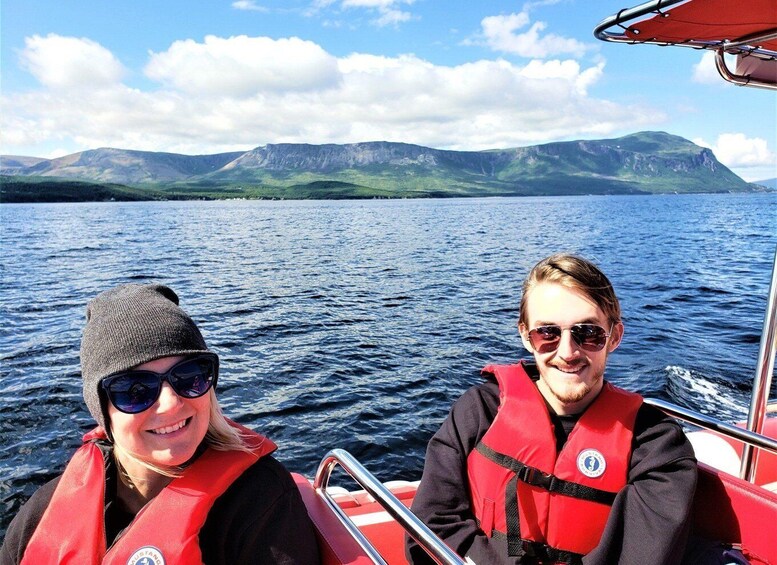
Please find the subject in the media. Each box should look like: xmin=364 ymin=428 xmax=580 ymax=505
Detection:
xmin=1 ymin=193 xmax=776 ymax=534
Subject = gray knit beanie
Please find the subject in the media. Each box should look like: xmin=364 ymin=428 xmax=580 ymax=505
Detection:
xmin=80 ymin=283 xmax=212 ymax=433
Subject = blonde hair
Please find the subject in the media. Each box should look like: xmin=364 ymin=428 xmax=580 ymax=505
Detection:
xmin=519 ymin=253 xmax=621 ymax=328
xmin=112 ymin=388 xmax=254 ymax=480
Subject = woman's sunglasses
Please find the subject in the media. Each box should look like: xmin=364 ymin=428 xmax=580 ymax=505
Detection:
xmin=101 ymin=353 xmax=218 ymax=414
xmin=527 ymin=324 xmax=612 ymax=354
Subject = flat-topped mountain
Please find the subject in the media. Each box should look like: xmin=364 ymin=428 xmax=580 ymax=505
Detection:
xmin=1 ymin=132 xmax=764 ymax=201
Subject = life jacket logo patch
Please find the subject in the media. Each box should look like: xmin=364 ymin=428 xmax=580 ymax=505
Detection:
xmin=577 ymin=449 xmax=606 ymax=478
xmin=127 ymin=546 xmax=165 ymax=565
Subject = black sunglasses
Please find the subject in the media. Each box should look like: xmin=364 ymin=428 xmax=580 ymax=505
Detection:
xmin=527 ymin=324 xmax=612 ymax=354
xmin=101 ymin=353 xmax=218 ymax=414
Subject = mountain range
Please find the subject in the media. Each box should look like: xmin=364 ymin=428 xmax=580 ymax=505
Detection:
xmin=1 ymin=131 xmax=769 ymax=202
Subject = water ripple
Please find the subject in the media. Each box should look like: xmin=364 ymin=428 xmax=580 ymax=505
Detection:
xmin=0 ymin=193 xmax=775 ymax=536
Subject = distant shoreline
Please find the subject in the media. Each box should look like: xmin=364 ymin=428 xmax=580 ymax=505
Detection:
xmin=2 ymin=181 xmax=771 ymax=205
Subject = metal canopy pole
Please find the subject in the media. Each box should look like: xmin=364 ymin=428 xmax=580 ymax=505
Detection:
xmin=740 ymin=247 xmax=777 ymax=482
xmin=592 ymin=0 xmax=687 ymax=41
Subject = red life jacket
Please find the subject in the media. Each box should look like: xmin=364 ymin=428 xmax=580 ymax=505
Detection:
xmin=466 ymin=362 xmax=642 ymax=563
xmin=22 ymin=420 xmax=276 ymax=565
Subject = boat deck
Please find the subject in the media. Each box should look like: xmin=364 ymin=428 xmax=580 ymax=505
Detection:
xmin=294 ymin=417 xmax=777 ymax=565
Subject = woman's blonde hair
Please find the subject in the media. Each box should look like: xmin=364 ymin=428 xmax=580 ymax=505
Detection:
xmin=519 ymin=253 xmax=621 ymax=328
xmin=112 ymin=388 xmax=254 ymax=480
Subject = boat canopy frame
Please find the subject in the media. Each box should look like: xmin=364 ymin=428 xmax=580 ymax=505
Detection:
xmin=594 ymin=0 xmax=777 ymax=90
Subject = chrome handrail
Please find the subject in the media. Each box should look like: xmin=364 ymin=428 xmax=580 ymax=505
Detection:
xmin=593 ymin=0 xmax=687 ymax=42
xmin=741 ymin=248 xmax=777 ymax=480
xmin=645 ymin=398 xmax=777 ymax=456
xmin=714 ymin=50 xmax=777 ymax=91
xmin=314 ymin=449 xmax=466 ymax=565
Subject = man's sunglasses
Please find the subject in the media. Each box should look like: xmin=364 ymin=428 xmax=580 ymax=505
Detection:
xmin=527 ymin=324 xmax=612 ymax=354
xmin=101 ymin=353 xmax=218 ymax=414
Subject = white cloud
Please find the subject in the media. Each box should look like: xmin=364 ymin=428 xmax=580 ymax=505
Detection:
xmin=372 ymin=8 xmax=412 ymax=27
xmin=145 ymin=35 xmax=341 ymax=95
xmin=19 ymin=34 xmax=125 ymax=89
xmin=308 ymin=0 xmax=338 ymax=12
xmin=692 ymin=52 xmax=722 ymax=84
xmin=341 ymin=0 xmax=410 ymax=7
xmin=475 ymin=11 xmax=589 ymax=58
xmin=695 ymin=133 xmax=777 ymax=181
xmin=480 ymin=13 xmax=530 ymax=47
xmin=231 ymin=1 xmax=269 ymax=12
xmin=340 ymin=0 xmax=415 ymax=27
xmin=520 ymin=59 xmax=604 ymax=95
xmin=306 ymin=0 xmax=414 ymax=27
xmin=695 ymin=133 xmax=776 ymax=169
xmin=2 ymin=34 xmax=662 ymax=157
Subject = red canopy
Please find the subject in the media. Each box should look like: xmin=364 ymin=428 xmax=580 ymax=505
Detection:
xmin=623 ymin=0 xmax=777 ymax=53
xmin=595 ymin=0 xmax=777 ymax=88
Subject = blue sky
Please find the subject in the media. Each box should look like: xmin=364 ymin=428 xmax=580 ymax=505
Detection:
xmin=2 ymin=0 xmax=775 ymax=181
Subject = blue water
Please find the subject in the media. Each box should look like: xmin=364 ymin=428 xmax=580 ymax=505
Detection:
xmin=1 ymin=193 xmax=775 ymax=534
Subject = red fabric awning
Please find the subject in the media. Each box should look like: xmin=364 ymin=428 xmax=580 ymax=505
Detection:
xmin=624 ymin=0 xmax=777 ymax=53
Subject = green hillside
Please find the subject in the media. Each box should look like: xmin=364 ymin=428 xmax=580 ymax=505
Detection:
xmin=2 ymin=132 xmax=766 ymax=202
xmin=0 ymin=176 xmax=194 ymax=203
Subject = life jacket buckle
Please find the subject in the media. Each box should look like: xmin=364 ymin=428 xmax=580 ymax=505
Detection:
xmin=521 ymin=540 xmax=539 ymax=557
xmin=521 ymin=540 xmax=552 ymax=561
xmin=520 ymin=466 xmax=557 ymax=491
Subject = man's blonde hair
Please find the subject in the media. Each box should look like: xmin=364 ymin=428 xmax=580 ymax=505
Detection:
xmin=519 ymin=253 xmax=621 ymax=328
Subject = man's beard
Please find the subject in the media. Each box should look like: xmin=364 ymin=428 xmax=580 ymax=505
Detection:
xmin=543 ymin=369 xmax=603 ymax=406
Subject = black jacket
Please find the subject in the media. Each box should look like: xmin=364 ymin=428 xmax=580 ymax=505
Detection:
xmin=407 ymin=371 xmax=697 ymax=565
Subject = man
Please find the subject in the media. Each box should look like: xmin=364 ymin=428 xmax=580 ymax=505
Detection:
xmin=407 ymin=253 xmax=697 ymax=564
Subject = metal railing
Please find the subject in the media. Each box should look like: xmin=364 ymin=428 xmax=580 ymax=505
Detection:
xmin=313 ymin=449 xmax=466 ymax=565
xmin=593 ymin=0 xmax=687 ymax=42
xmin=646 ymin=398 xmax=777 ymax=456
xmin=741 ymin=248 xmax=777 ymax=480
xmin=714 ymin=48 xmax=777 ymax=91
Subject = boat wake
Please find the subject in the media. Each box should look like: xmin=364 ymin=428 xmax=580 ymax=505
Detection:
xmin=664 ymin=365 xmax=750 ymax=422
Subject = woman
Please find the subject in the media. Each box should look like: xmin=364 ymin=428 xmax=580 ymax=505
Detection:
xmin=1 ymin=283 xmax=320 ymax=564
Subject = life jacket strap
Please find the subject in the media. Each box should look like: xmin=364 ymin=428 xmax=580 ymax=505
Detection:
xmin=491 ymin=529 xmax=584 ymax=564
xmin=475 ymin=442 xmax=617 ymax=505
xmin=505 ymin=474 xmax=521 ymax=556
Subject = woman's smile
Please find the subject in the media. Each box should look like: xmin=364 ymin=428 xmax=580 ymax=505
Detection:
xmin=148 ymin=417 xmax=191 ymax=436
